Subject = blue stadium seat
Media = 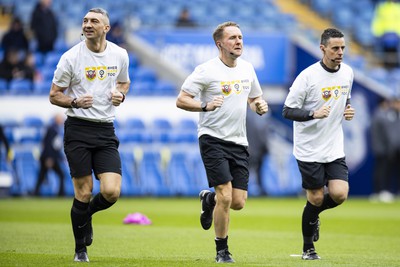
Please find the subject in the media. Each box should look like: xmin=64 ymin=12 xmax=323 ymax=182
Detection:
xmin=23 ymin=116 xmax=44 ymax=128
xmin=332 ymin=7 xmax=354 ymax=32
xmin=130 ymin=81 xmax=155 ymax=96
xmin=310 ymin=0 xmax=332 ymax=17
xmin=33 ymin=80 xmax=52 ymax=95
xmin=9 ymin=79 xmax=33 ymax=94
xmin=44 ymin=51 xmax=62 ymax=68
xmin=124 ymin=117 xmax=146 ymax=130
xmin=134 ymin=67 xmax=157 ymax=83
xmin=0 ymin=78 xmax=8 ymax=95
xmin=12 ymin=149 xmax=39 ymax=196
xmin=153 ymin=80 xmax=176 ymax=96
xmin=167 ymin=152 xmax=198 ymax=196
xmin=120 ymin=150 xmax=143 ymax=196
xmin=138 ymin=151 xmax=170 ymax=196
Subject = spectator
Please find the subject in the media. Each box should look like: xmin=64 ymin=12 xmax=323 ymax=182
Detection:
xmin=30 ymin=0 xmax=58 ymax=54
xmin=175 ymin=7 xmax=197 ymax=28
xmin=246 ymin=106 xmax=270 ymax=196
xmin=370 ymin=98 xmax=394 ymax=202
xmin=1 ymin=17 xmax=29 ymax=55
xmin=0 ymin=124 xmax=11 ymax=164
xmin=19 ymin=52 xmax=39 ymax=82
xmin=106 ymin=21 xmax=126 ymax=48
xmin=33 ymin=113 xmax=65 ymax=197
xmin=371 ymin=0 xmax=400 ymax=68
xmin=0 ymin=48 xmax=24 ymax=82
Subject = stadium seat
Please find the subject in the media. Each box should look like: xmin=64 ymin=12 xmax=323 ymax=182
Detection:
xmin=9 ymin=79 xmax=33 ymax=95
xmin=167 ymin=152 xmax=198 ymax=196
xmin=124 ymin=117 xmax=146 ymax=130
xmin=0 ymin=79 xmax=8 ymax=95
xmin=23 ymin=116 xmax=44 ymax=128
xmin=153 ymin=80 xmax=176 ymax=96
xmin=12 ymin=148 xmax=39 ymax=196
xmin=33 ymin=80 xmax=52 ymax=95
xmin=138 ymin=151 xmax=170 ymax=196
xmin=120 ymin=150 xmax=143 ymax=196
xmin=134 ymin=67 xmax=157 ymax=83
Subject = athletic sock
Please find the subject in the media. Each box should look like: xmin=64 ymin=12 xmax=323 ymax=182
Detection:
xmin=319 ymin=193 xmax=339 ymax=212
xmin=206 ymin=192 xmax=216 ymax=206
xmin=302 ymin=201 xmax=319 ymax=251
xmin=87 ymin=193 xmax=115 ymax=216
xmin=215 ymin=236 xmax=228 ymax=252
xmin=71 ymin=198 xmax=89 ymax=253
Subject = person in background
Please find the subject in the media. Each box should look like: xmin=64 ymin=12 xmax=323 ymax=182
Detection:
xmin=1 ymin=17 xmax=29 ymax=55
xmin=33 ymin=113 xmax=65 ymax=197
xmin=49 ymin=7 xmax=130 ymax=262
xmin=371 ymin=0 xmax=400 ymax=68
xmin=106 ymin=21 xmax=126 ymax=48
xmin=282 ymin=28 xmax=355 ymax=260
xmin=175 ymin=7 xmax=197 ymax=28
xmin=0 ymin=48 xmax=24 ymax=83
xmin=0 ymin=124 xmax=11 ymax=165
xmin=30 ymin=0 xmax=58 ymax=54
xmin=370 ymin=98 xmax=394 ymax=202
xmin=246 ymin=106 xmax=270 ymax=196
xmin=176 ymin=21 xmax=268 ymax=263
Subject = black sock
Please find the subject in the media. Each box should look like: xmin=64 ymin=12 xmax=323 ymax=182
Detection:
xmin=319 ymin=193 xmax=339 ymax=212
xmin=87 ymin=193 xmax=115 ymax=216
xmin=206 ymin=192 xmax=216 ymax=206
xmin=71 ymin=198 xmax=89 ymax=253
xmin=302 ymin=201 xmax=319 ymax=251
xmin=215 ymin=236 xmax=228 ymax=252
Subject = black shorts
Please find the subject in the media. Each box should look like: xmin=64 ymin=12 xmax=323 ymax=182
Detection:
xmin=199 ymin=134 xmax=249 ymax=190
xmin=63 ymin=116 xmax=121 ymax=179
xmin=296 ymin=157 xmax=349 ymax=190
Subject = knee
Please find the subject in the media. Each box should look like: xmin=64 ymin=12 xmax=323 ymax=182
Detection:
xmin=231 ymin=198 xmax=246 ymax=210
xmin=309 ymin=194 xmax=325 ymax=207
xmin=217 ymin=193 xmax=232 ymax=209
xmin=101 ymin=187 xmax=120 ymax=203
xmin=331 ymin=192 xmax=348 ymax=205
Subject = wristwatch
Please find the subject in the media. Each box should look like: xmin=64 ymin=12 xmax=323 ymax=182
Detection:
xmin=308 ymin=110 xmax=314 ymax=119
xmin=71 ymin=98 xmax=79 ymax=109
xmin=201 ymin=102 xmax=208 ymax=112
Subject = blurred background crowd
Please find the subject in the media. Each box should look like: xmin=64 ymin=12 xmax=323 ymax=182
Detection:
xmin=0 ymin=0 xmax=399 ymax=202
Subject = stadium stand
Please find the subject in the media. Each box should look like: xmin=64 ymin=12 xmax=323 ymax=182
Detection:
xmin=1 ymin=0 xmax=398 ymax=197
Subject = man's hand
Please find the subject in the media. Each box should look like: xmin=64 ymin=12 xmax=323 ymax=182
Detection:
xmin=206 ymin=95 xmax=224 ymax=111
xmin=313 ymin=105 xmax=331 ymax=119
xmin=343 ymin=104 xmax=355 ymax=121
xmin=255 ymin=99 xmax=268 ymax=115
xmin=111 ymin=91 xmax=125 ymax=106
xmin=76 ymin=94 xmax=93 ymax=109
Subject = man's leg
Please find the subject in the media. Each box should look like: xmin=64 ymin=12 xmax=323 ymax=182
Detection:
xmin=71 ymin=175 xmax=92 ymax=262
xmin=84 ymin=172 xmax=121 ymax=246
xmin=302 ymin=180 xmax=348 ymax=260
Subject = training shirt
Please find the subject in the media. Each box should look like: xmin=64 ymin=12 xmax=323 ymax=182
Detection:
xmin=182 ymin=57 xmax=263 ymax=146
xmin=53 ymin=41 xmax=130 ymax=122
xmin=284 ymin=61 xmax=353 ymax=163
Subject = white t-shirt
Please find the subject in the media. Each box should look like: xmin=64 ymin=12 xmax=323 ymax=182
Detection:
xmin=284 ymin=61 xmax=353 ymax=162
xmin=182 ymin=57 xmax=263 ymax=146
xmin=53 ymin=41 xmax=130 ymax=122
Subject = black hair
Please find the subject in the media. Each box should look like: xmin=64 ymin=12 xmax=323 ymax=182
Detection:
xmin=321 ymin=28 xmax=344 ymax=46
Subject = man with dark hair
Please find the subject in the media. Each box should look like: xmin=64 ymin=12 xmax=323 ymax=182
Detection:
xmin=30 ymin=0 xmax=58 ymax=54
xmin=282 ymin=28 xmax=355 ymax=260
xmin=177 ymin=21 xmax=268 ymax=263
xmin=49 ymin=7 xmax=130 ymax=262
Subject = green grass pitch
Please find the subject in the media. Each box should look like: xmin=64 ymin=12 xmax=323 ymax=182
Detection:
xmin=0 ymin=197 xmax=399 ymax=266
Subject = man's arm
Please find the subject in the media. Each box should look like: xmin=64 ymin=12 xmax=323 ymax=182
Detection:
xmin=49 ymin=83 xmax=93 ymax=109
xmin=282 ymin=105 xmax=314 ymax=121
